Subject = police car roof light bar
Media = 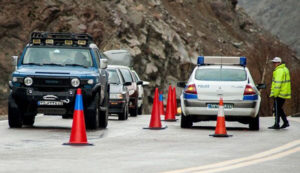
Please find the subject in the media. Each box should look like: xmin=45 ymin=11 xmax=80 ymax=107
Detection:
xmin=197 ymin=56 xmax=246 ymax=66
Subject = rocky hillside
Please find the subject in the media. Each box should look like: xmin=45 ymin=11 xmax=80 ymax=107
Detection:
xmin=239 ymin=0 xmax=300 ymax=57
xmin=0 ymin=0 xmax=299 ymax=116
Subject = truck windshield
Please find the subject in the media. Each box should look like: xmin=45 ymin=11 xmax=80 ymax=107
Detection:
xmin=22 ymin=47 xmax=93 ymax=67
xmin=195 ymin=68 xmax=247 ymax=81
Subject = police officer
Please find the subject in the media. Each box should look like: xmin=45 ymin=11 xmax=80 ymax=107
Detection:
xmin=269 ymin=57 xmax=291 ymax=129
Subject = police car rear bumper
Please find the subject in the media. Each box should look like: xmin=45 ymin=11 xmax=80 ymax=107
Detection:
xmin=183 ymin=99 xmax=257 ymax=118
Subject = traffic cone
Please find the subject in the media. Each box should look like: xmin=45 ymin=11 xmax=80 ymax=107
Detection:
xmin=144 ymin=88 xmax=167 ymax=129
xmin=173 ymin=87 xmax=179 ymax=116
xmin=64 ymin=88 xmax=93 ymax=145
xmin=164 ymin=86 xmax=177 ymax=121
xmin=159 ymin=91 xmax=165 ymax=116
xmin=210 ymin=97 xmax=232 ymax=137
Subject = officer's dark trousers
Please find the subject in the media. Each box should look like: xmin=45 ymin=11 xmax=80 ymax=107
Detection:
xmin=274 ymin=97 xmax=289 ymax=126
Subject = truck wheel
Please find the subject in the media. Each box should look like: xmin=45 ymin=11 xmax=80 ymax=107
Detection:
xmin=138 ymin=104 xmax=143 ymax=115
xmin=8 ymin=96 xmax=23 ymax=128
xmin=85 ymin=94 xmax=99 ymax=130
xmin=118 ymin=104 xmax=128 ymax=120
xmin=181 ymin=112 xmax=193 ymax=128
xmin=23 ymin=115 xmax=35 ymax=126
xmin=99 ymin=92 xmax=108 ymax=128
xmin=249 ymin=114 xmax=260 ymax=131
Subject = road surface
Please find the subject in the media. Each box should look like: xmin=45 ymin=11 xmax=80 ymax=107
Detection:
xmin=0 ymin=115 xmax=299 ymax=173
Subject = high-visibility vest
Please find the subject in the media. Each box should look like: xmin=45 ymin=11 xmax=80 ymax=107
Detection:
xmin=270 ymin=64 xmax=291 ymax=99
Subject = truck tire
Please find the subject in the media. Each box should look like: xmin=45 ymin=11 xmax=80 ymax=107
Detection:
xmin=8 ymin=95 xmax=23 ymax=128
xmin=85 ymin=94 xmax=99 ymax=130
xmin=23 ymin=115 xmax=35 ymax=126
xmin=249 ymin=114 xmax=260 ymax=131
xmin=181 ymin=112 xmax=193 ymax=128
xmin=99 ymin=91 xmax=108 ymax=128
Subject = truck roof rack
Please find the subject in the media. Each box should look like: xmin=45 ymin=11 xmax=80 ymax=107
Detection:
xmin=30 ymin=32 xmax=93 ymax=47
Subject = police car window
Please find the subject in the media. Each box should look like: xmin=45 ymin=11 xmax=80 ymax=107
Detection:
xmin=119 ymin=69 xmax=133 ymax=82
xmin=23 ymin=47 xmax=93 ymax=67
xmin=195 ymin=69 xmax=247 ymax=81
xmin=108 ymin=69 xmax=121 ymax=84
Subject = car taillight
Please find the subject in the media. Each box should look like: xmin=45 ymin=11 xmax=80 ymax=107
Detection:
xmin=185 ymin=84 xmax=197 ymax=94
xmin=244 ymin=85 xmax=256 ymax=95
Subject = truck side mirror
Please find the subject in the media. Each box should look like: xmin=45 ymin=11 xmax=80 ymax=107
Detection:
xmin=100 ymin=59 xmax=108 ymax=69
xmin=12 ymin=56 xmax=18 ymax=70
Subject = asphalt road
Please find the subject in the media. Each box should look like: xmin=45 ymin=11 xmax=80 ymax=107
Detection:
xmin=0 ymin=114 xmax=299 ymax=173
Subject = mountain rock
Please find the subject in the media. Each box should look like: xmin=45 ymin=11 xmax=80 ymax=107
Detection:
xmin=239 ymin=0 xmax=300 ymax=57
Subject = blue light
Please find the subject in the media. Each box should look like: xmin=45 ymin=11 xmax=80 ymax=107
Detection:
xmin=197 ymin=56 xmax=204 ymax=65
xmin=240 ymin=57 xmax=247 ymax=66
xmin=184 ymin=93 xmax=198 ymax=99
xmin=243 ymin=94 xmax=258 ymax=100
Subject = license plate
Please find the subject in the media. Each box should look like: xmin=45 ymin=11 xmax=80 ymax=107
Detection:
xmin=207 ymin=104 xmax=233 ymax=109
xmin=38 ymin=101 xmax=63 ymax=106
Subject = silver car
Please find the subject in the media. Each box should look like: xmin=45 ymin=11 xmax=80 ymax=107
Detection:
xmin=178 ymin=56 xmax=265 ymax=130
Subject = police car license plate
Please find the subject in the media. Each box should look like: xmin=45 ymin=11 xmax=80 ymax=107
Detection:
xmin=38 ymin=101 xmax=63 ymax=106
xmin=207 ymin=104 xmax=233 ymax=109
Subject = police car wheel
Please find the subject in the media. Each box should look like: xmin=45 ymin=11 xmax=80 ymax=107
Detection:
xmin=181 ymin=113 xmax=193 ymax=128
xmin=85 ymin=94 xmax=100 ymax=130
xmin=249 ymin=114 xmax=260 ymax=131
xmin=23 ymin=115 xmax=35 ymax=126
xmin=8 ymin=95 xmax=23 ymax=128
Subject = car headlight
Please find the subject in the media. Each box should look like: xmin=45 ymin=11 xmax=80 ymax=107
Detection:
xmin=71 ymin=78 xmax=80 ymax=87
xmin=24 ymin=77 xmax=33 ymax=86
xmin=110 ymin=94 xmax=124 ymax=99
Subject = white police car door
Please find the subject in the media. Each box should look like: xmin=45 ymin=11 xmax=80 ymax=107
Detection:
xmin=194 ymin=66 xmax=247 ymax=101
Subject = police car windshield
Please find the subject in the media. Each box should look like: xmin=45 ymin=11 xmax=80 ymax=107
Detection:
xmin=22 ymin=47 xmax=93 ymax=67
xmin=195 ymin=68 xmax=247 ymax=81
xmin=108 ymin=69 xmax=121 ymax=84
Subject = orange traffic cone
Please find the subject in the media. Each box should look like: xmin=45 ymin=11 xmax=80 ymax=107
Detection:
xmin=144 ymin=88 xmax=167 ymax=129
xmin=165 ymin=86 xmax=177 ymax=121
xmin=64 ymin=88 xmax=93 ymax=145
xmin=210 ymin=97 xmax=232 ymax=137
xmin=173 ymin=87 xmax=178 ymax=116
xmin=159 ymin=91 xmax=165 ymax=116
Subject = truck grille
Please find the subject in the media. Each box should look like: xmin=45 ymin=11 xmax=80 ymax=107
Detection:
xmin=33 ymin=77 xmax=70 ymax=88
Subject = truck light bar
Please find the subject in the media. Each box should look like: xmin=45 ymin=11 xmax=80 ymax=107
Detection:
xmin=197 ymin=56 xmax=246 ymax=66
xmin=29 ymin=32 xmax=93 ymax=47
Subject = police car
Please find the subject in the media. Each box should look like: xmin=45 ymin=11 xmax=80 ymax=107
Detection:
xmin=178 ymin=56 xmax=265 ymax=130
xmin=8 ymin=32 xmax=109 ymax=130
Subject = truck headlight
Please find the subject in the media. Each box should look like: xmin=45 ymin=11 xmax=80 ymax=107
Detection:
xmin=24 ymin=77 xmax=33 ymax=86
xmin=71 ymin=78 xmax=80 ymax=87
